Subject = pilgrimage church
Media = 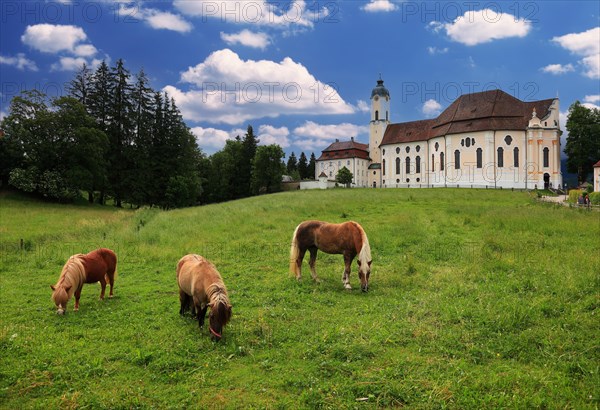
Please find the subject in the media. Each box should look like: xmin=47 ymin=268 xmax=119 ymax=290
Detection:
xmin=315 ymin=79 xmax=563 ymax=190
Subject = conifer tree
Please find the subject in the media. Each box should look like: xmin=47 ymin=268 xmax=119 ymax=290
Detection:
xmin=298 ymin=152 xmax=309 ymax=179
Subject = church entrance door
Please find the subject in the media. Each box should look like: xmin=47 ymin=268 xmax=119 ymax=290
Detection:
xmin=543 ymin=173 xmax=550 ymax=189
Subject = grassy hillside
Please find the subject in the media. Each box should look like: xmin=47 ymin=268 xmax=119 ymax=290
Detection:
xmin=0 ymin=189 xmax=598 ymax=409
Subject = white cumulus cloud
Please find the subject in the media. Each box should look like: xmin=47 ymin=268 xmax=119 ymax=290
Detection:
xmin=540 ymin=63 xmax=575 ymax=75
xmin=0 ymin=53 xmax=38 ymax=71
xmin=362 ymin=0 xmax=398 ymax=12
xmin=552 ymin=27 xmax=600 ymax=79
xmin=220 ymin=30 xmax=271 ymax=49
xmin=584 ymin=94 xmax=600 ymax=104
xmin=431 ymin=9 xmax=531 ymax=46
xmin=165 ymin=49 xmax=355 ymax=125
xmin=174 ymin=0 xmax=328 ymax=29
xmin=422 ymin=99 xmax=442 ymax=117
xmin=21 ymin=24 xmax=91 ymax=55
xmin=293 ymin=121 xmax=368 ymax=140
xmin=257 ymin=125 xmax=290 ymax=147
xmin=117 ymin=4 xmax=192 ymax=33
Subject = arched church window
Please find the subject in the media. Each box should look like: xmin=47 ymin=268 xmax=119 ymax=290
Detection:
xmin=440 ymin=152 xmax=445 ymax=171
xmin=543 ymin=147 xmax=549 ymax=167
xmin=435 ymin=142 xmax=439 ymax=151
xmin=476 ymin=148 xmax=482 ymax=168
xmin=406 ymin=157 xmax=411 ymax=174
xmin=466 ymin=138 xmax=471 ymax=147
xmin=395 ymin=157 xmax=400 ymax=174
xmin=514 ymin=147 xmax=519 ymax=167
xmin=416 ymin=145 xmax=421 ymax=152
xmin=497 ymin=147 xmax=504 ymax=168
xmin=375 ymin=110 xmax=379 ymax=121
xmin=396 ymin=147 xmax=400 ymax=154
xmin=406 ymin=146 xmax=410 ymax=153
xmin=431 ymin=154 xmax=435 ymax=172
xmin=382 ymin=159 xmax=386 ymax=176
xmin=454 ymin=150 xmax=460 ymax=169
xmin=382 ymin=149 xmax=386 ymax=155
xmin=504 ymin=135 xmax=512 ymax=145
xmin=416 ymin=156 xmax=421 ymax=173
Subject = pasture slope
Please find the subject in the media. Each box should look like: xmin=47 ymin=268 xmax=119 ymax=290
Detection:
xmin=0 ymin=189 xmax=598 ymax=409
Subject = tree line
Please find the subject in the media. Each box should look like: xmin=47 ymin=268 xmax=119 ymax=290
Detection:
xmin=0 ymin=60 xmax=317 ymax=208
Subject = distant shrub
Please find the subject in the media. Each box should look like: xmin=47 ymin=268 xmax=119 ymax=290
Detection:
xmin=589 ymin=192 xmax=600 ymax=205
xmin=568 ymin=189 xmax=583 ymax=204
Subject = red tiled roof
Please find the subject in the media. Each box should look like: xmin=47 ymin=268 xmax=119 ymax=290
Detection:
xmin=381 ymin=90 xmax=556 ymax=146
xmin=322 ymin=140 xmax=369 ymax=152
xmin=317 ymin=140 xmax=370 ymax=161
xmin=594 ymin=160 xmax=600 ymax=167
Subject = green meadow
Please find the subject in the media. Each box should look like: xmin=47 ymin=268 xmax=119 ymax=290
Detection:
xmin=0 ymin=189 xmax=598 ymax=409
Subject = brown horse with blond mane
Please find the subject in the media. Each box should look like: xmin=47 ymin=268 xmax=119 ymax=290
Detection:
xmin=177 ymin=254 xmax=232 ymax=341
xmin=50 ymin=248 xmax=117 ymax=314
xmin=289 ymin=220 xmax=372 ymax=291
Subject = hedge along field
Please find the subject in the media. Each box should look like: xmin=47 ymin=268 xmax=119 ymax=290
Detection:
xmin=0 ymin=189 xmax=598 ymax=409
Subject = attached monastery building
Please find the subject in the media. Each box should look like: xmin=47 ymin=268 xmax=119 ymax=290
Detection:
xmin=315 ymin=79 xmax=563 ymax=190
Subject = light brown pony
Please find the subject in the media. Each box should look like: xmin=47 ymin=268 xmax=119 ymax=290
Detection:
xmin=289 ymin=220 xmax=372 ymax=291
xmin=50 ymin=248 xmax=117 ymax=314
xmin=177 ymin=254 xmax=232 ymax=341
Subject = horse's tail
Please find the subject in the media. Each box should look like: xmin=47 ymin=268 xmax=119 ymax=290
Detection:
xmin=289 ymin=224 xmax=301 ymax=275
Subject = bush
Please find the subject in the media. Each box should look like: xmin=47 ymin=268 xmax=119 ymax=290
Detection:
xmin=567 ymin=189 xmax=582 ymax=204
xmin=589 ymin=192 xmax=600 ymax=205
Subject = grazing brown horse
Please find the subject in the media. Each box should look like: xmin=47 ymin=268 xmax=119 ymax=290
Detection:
xmin=177 ymin=254 xmax=232 ymax=341
xmin=50 ymin=248 xmax=117 ymax=314
xmin=289 ymin=220 xmax=372 ymax=291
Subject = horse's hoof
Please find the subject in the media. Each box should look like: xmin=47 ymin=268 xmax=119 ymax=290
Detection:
xmin=344 ymin=284 xmax=352 ymax=290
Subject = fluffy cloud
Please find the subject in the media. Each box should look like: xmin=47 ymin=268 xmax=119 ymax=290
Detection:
xmin=552 ymin=27 xmax=600 ymax=79
xmin=220 ymin=30 xmax=271 ymax=49
xmin=21 ymin=24 xmax=92 ymax=55
xmin=431 ymin=9 xmax=531 ymax=46
xmin=584 ymin=95 xmax=600 ymax=104
xmin=174 ymin=0 xmax=328 ymax=29
xmin=20 ymin=24 xmax=101 ymax=71
xmin=190 ymin=126 xmax=232 ymax=152
xmin=257 ymin=125 xmax=290 ymax=147
xmin=117 ymin=4 xmax=192 ymax=33
xmin=165 ymin=49 xmax=355 ymax=125
xmin=540 ymin=63 xmax=575 ymax=75
xmin=0 ymin=53 xmax=38 ymax=71
xmin=356 ymin=100 xmax=370 ymax=113
xmin=362 ymin=0 xmax=398 ymax=12
xmin=293 ymin=121 xmax=368 ymax=140
xmin=422 ymin=99 xmax=442 ymax=117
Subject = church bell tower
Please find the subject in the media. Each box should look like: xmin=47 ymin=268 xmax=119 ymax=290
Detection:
xmin=368 ymin=77 xmax=390 ymax=187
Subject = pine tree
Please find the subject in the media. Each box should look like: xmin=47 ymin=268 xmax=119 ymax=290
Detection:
xmin=88 ymin=61 xmax=111 ymax=131
xmin=298 ymin=152 xmax=309 ymax=179
xmin=107 ymin=59 xmax=134 ymax=207
xmin=286 ymin=152 xmax=298 ymax=174
xmin=128 ymin=68 xmax=155 ymax=206
xmin=308 ymin=152 xmax=316 ymax=179
xmin=239 ymin=125 xmax=259 ymax=198
xmin=67 ymin=63 xmax=92 ymax=108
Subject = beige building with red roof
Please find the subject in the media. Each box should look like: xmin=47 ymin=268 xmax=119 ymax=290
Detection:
xmin=316 ymin=78 xmax=563 ymax=190
xmin=594 ymin=160 xmax=600 ymax=192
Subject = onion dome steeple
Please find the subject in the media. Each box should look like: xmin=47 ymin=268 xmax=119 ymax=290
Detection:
xmin=371 ymin=76 xmax=390 ymax=99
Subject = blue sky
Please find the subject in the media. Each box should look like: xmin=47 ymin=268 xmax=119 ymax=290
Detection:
xmin=1 ymin=1 xmax=599 ymax=157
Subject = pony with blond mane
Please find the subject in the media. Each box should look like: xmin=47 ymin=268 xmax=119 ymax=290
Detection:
xmin=289 ymin=220 xmax=372 ymax=291
xmin=177 ymin=254 xmax=232 ymax=341
xmin=50 ymin=248 xmax=117 ymax=314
